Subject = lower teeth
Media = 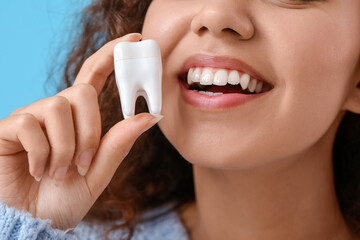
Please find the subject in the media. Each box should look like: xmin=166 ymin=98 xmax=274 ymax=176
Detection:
xmin=198 ymin=90 xmax=223 ymax=96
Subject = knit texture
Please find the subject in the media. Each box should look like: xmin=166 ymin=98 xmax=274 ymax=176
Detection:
xmin=0 ymin=203 xmax=75 ymax=239
xmin=0 ymin=202 xmax=190 ymax=240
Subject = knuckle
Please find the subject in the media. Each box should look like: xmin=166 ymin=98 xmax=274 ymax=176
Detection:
xmin=73 ymin=83 xmax=97 ymax=100
xmin=47 ymin=96 xmax=70 ymax=113
xmin=15 ymin=113 xmax=37 ymax=129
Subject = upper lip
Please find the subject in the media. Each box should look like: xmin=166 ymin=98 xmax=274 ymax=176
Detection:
xmin=178 ymin=54 xmax=272 ymax=86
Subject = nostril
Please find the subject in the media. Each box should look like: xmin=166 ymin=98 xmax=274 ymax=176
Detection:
xmin=198 ymin=26 xmax=208 ymax=35
xmin=223 ymin=27 xmax=252 ymax=40
xmin=224 ymin=28 xmax=237 ymax=34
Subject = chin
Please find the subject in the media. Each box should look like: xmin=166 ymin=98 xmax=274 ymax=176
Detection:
xmin=159 ymin=126 xmax=275 ymax=171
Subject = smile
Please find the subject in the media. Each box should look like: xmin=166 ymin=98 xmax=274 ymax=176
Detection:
xmin=177 ymin=54 xmax=274 ymax=109
xmin=187 ymin=67 xmax=273 ymax=95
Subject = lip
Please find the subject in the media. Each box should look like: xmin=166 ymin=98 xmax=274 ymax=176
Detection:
xmin=177 ymin=54 xmax=272 ymax=110
xmin=179 ymin=81 xmax=268 ymax=110
xmin=178 ymin=54 xmax=271 ymax=85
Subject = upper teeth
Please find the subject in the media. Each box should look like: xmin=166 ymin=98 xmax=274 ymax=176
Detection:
xmin=188 ymin=67 xmax=265 ymax=93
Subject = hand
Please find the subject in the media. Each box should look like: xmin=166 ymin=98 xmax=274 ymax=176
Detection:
xmin=0 ymin=33 xmax=161 ymax=230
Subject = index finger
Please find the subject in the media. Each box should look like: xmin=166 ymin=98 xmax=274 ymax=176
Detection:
xmin=74 ymin=33 xmax=142 ymax=95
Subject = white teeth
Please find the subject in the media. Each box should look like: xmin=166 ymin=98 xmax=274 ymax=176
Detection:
xmin=187 ymin=67 xmax=269 ymax=94
xmin=213 ymin=69 xmax=228 ymax=86
xmin=193 ymin=68 xmax=201 ymax=83
xmin=248 ymin=79 xmax=257 ymax=93
xmin=199 ymin=91 xmax=223 ymax=96
xmin=187 ymin=68 xmax=194 ymax=85
xmin=228 ymin=70 xmax=240 ymax=85
xmin=255 ymin=81 xmax=263 ymax=93
xmin=200 ymin=68 xmax=213 ymax=85
xmin=240 ymin=73 xmax=250 ymax=90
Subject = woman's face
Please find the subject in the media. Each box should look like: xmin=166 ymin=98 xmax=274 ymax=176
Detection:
xmin=141 ymin=0 xmax=360 ymax=169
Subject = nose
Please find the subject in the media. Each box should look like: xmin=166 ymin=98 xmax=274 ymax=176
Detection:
xmin=190 ymin=1 xmax=255 ymax=40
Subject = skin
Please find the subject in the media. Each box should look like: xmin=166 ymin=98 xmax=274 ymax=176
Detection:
xmin=141 ymin=0 xmax=360 ymax=239
xmin=0 ymin=0 xmax=359 ymax=239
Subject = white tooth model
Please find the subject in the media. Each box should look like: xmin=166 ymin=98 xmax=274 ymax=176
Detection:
xmin=114 ymin=39 xmax=162 ymax=119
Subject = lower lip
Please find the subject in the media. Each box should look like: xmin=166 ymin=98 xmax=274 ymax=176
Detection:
xmin=179 ymin=81 xmax=268 ymax=110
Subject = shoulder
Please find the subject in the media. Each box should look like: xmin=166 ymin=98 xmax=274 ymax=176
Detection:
xmin=74 ymin=202 xmax=190 ymax=240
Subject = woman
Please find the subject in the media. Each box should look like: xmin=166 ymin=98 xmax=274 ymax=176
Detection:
xmin=1 ymin=0 xmax=360 ymax=239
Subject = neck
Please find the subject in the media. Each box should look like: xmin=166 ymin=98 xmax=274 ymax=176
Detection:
xmin=184 ymin=116 xmax=354 ymax=240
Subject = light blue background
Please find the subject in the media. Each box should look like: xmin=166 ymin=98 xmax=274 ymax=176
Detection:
xmin=0 ymin=1 xmax=91 ymax=119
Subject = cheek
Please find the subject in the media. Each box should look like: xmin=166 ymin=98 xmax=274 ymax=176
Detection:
xmin=142 ymin=1 xmax=192 ymax=60
xmin=260 ymin=7 xmax=360 ymax=135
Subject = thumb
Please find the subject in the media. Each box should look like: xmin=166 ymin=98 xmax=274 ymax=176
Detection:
xmin=85 ymin=113 xmax=163 ymax=198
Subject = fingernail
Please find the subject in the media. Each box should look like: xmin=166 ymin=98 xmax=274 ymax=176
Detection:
xmin=123 ymin=33 xmax=142 ymax=41
xmin=33 ymin=167 xmax=44 ymax=182
xmin=54 ymin=166 xmax=69 ymax=181
xmin=34 ymin=176 xmax=42 ymax=182
xmin=77 ymin=166 xmax=87 ymax=177
xmin=77 ymin=150 xmax=94 ymax=177
xmin=138 ymin=115 xmax=164 ymax=136
xmin=150 ymin=114 xmax=164 ymax=125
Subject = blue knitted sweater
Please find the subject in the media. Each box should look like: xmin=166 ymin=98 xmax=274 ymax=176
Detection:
xmin=0 ymin=202 xmax=190 ymax=240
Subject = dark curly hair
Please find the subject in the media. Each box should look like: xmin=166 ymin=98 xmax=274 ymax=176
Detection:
xmin=55 ymin=0 xmax=360 ymax=239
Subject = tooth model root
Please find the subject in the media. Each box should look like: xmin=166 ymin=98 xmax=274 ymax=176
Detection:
xmin=114 ymin=40 xmax=162 ymax=119
xmin=144 ymin=82 xmax=162 ymax=115
xmin=119 ymin=86 xmax=137 ymax=119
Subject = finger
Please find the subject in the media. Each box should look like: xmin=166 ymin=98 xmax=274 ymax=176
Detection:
xmin=85 ymin=113 xmax=163 ymax=198
xmin=0 ymin=114 xmax=50 ymax=181
xmin=74 ymin=33 xmax=142 ymax=95
xmin=57 ymin=83 xmax=101 ymax=176
xmin=15 ymin=96 xmax=76 ymax=181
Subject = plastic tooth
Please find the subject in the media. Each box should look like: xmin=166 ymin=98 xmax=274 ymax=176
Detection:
xmin=240 ymin=73 xmax=250 ymax=90
xmin=119 ymin=85 xmax=137 ymax=118
xmin=213 ymin=69 xmax=228 ymax=86
xmin=200 ymin=68 xmax=214 ymax=85
xmin=114 ymin=40 xmax=162 ymax=118
xmin=255 ymin=81 xmax=263 ymax=93
xmin=248 ymin=79 xmax=257 ymax=93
